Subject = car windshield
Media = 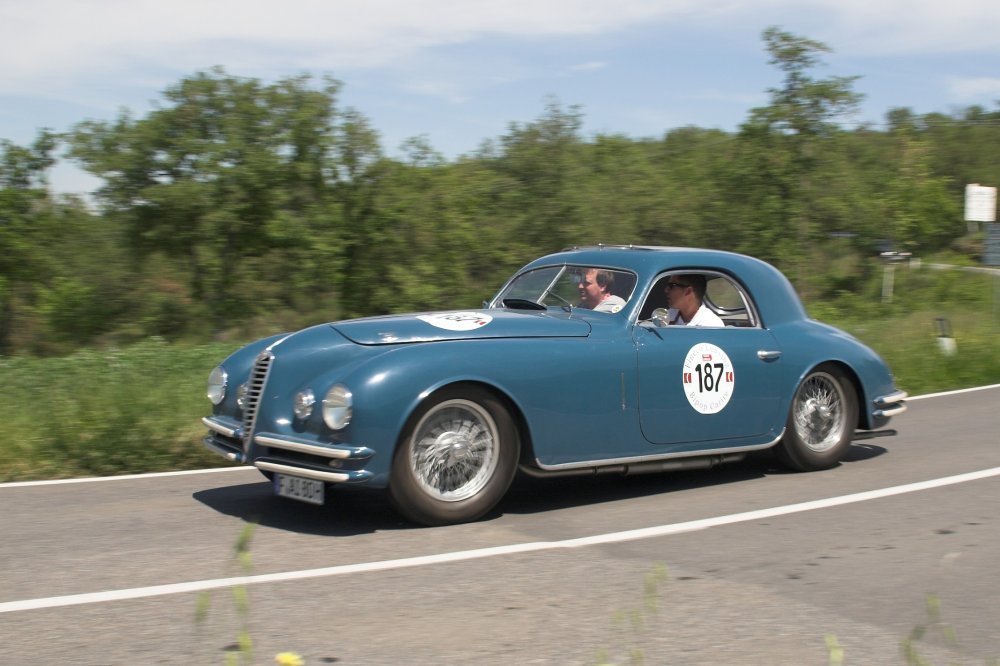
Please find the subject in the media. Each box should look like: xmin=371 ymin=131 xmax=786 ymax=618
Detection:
xmin=494 ymin=265 xmax=636 ymax=313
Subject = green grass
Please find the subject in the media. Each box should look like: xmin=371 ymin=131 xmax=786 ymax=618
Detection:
xmin=0 ymin=337 xmax=237 ymax=481
xmin=808 ymin=262 xmax=1000 ymax=395
xmin=845 ymin=309 xmax=1000 ymax=396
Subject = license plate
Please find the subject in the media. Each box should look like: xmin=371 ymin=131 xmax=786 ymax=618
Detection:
xmin=274 ymin=473 xmax=325 ymax=505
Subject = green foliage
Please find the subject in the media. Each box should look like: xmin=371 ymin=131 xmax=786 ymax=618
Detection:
xmin=752 ymin=26 xmax=863 ymax=137
xmin=0 ymin=338 xmax=233 ymax=481
xmin=0 ymin=132 xmax=59 ymax=354
xmin=807 ymin=261 xmax=1000 ymax=395
xmin=68 ymin=68 xmax=351 ymax=329
xmin=35 ymin=277 xmax=104 ymax=344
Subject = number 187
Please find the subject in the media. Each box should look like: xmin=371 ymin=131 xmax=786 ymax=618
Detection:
xmin=695 ymin=362 xmax=724 ymax=392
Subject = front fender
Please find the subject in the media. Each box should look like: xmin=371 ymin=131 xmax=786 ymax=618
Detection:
xmin=772 ymin=320 xmax=900 ymax=429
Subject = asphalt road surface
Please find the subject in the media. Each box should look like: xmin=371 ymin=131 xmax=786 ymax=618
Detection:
xmin=2 ymin=385 xmax=998 ymax=665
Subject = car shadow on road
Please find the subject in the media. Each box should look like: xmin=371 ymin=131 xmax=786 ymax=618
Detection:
xmin=842 ymin=442 xmax=889 ymax=463
xmin=494 ymin=451 xmax=774 ymax=518
xmin=192 ymin=481 xmax=410 ymax=536
xmin=192 ymin=442 xmax=889 ymax=532
xmin=492 ymin=442 xmax=888 ymax=518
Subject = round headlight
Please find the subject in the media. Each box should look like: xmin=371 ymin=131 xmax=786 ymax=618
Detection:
xmin=207 ymin=366 xmax=228 ymax=405
xmin=322 ymin=384 xmax=353 ymax=430
xmin=293 ymin=389 xmax=316 ymax=420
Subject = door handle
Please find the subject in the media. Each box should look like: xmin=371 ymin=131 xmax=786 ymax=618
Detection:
xmin=757 ymin=350 xmax=782 ymax=360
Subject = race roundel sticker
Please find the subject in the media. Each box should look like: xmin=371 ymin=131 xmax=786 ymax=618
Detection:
xmin=418 ymin=312 xmax=493 ymax=331
xmin=682 ymin=342 xmax=735 ymax=414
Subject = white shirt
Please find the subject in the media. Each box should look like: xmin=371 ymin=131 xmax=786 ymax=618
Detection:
xmin=668 ymin=304 xmax=724 ymax=327
xmin=593 ymin=295 xmax=626 ymax=313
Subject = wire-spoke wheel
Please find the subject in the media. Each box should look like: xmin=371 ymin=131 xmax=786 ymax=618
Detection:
xmin=390 ymin=385 xmax=519 ymax=526
xmin=778 ymin=364 xmax=858 ymax=471
xmin=410 ymin=399 xmax=499 ymax=501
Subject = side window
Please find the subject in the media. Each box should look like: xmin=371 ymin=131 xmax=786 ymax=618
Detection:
xmin=705 ymin=275 xmax=756 ymax=327
xmin=639 ymin=271 xmax=759 ymax=327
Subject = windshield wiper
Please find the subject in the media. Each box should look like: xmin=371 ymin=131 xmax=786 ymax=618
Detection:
xmin=546 ymin=292 xmax=573 ymax=313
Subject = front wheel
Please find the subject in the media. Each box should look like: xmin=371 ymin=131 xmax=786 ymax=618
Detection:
xmin=389 ymin=385 xmax=520 ymax=526
xmin=777 ymin=364 xmax=857 ymax=471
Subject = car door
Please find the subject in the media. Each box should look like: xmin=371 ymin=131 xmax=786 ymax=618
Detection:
xmin=633 ymin=273 xmax=784 ymax=447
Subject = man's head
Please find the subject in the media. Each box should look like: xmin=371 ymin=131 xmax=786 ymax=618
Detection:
xmin=665 ymin=273 xmax=707 ymax=310
xmin=577 ymin=268 xmax=616 ymax=309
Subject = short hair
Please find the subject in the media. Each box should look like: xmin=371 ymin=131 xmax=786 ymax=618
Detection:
xmin=587 ymin=268 xmax=616 ymax=293
xmin=675 ymin=273 xmax=707 ymax=300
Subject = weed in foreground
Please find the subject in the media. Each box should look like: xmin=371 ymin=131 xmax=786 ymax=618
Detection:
xmin=589 ymin=563 xmax=669 ymax=666
xmin=899 ymin=594 xmax=999 ymax=666
xmin=194 ymin=522 xmax=306 ymax=665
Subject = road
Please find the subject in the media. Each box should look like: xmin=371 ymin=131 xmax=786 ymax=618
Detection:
xmin=2 ymin=386 xmax=999 ymax=665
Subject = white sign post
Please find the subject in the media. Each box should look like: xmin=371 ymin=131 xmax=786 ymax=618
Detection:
xmin=965 ymin=184 xmax=997 ymax=232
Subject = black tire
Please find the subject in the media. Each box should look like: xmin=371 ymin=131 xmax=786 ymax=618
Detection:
xmin=388 ymin=385 xmax=520 ymax=526
xmin=777 ymin=364 xmax=858 ymax=471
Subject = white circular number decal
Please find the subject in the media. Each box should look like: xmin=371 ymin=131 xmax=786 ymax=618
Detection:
xmin=418 ymin=312 xmax=493 ymax=331
xmin=682 ymin=343 xmax=735 ymax=414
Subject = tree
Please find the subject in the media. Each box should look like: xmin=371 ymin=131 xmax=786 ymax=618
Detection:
xmin=0 ymin=132 xmax=57 ymax=353
xmin=750 ymin=26 xmax=862 ymax=138
xmin=880 ymin=118 xmax=962 ymax=253
xmin=923 ymin=104 xmax=1000 ymax=202
xmin=68 ymin=69 xmax=352 ymax=331
xmin=739 ymin=27 xmax=863 ymax=291
xmin=493 ymin=99 xmax=586 ymax=254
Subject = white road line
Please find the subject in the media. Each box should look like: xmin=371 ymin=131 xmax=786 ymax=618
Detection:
xmin=906 ymin=383 xmax=1000 ymax=401
xmin=3 ymin=384 xmax=997 ymax=491
xmin=3 ymin=465 xmax=1000 ymax=615
xmin=0 ymin=466 xmax=252 ymax=489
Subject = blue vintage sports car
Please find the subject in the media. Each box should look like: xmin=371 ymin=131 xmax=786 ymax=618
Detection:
xmin=203 ymin=246 xmax=907 ymax=525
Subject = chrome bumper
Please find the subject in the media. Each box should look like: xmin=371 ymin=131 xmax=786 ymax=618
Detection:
xmin=872 ymin=390 xmax=908 ymax=418
xmin=202 ymin=416 xmax=375 ymax=484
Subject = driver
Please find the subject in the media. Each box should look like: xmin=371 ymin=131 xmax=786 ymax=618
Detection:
xmin=665 ymin=274 xmax=724 ymax=326
xmin=578 ymin=268 xmax=626 ymax=313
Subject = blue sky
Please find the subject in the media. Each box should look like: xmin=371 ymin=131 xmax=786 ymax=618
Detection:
xmin=2 ymin=0 xmax=999 ymax=194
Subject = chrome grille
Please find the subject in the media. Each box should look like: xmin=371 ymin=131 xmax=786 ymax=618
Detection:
xmin=242 ymin=351 xmax=274 ymax=452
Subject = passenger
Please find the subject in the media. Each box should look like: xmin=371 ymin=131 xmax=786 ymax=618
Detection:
xmin=577 ymin=268 xmax=626 ymax=313
xmin=665 ymin=274 xmax=724 ymax=326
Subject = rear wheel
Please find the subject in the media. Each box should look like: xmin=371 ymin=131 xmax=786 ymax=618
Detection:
xmin=389 ymin=385 xmax=519 ymax=526
xmin=777 ymin=364 xmax=857 ymax=471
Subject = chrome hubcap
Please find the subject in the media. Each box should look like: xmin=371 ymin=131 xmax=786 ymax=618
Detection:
xmin=410 ymin=399 xmax=499 ymax=501
xmin=793 ymin=373 xmax=846 ymax=452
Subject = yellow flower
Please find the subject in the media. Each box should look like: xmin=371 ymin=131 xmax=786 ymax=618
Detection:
xmin=275 ymin=652 xmax=304 ymax=666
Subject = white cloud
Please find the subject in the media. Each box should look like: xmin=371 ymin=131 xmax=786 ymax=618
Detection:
xmin=947 ymin=77 xmax=1000 ymax=102
xmin=402 ymin=79 xmax=470 ymax=105
xmin=1 ymin=0 xmax=997 ymax=102
xmin=804 ymin=0 xmax=1000 ymax=55
xmin=570 ymin=61 xmax=610 ymax=72
xmin=0 ymin=0 xmax=693 ymax=91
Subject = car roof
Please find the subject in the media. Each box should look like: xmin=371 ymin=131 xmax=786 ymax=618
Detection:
xmin=518 ymin=245 xmax=808 ymax=326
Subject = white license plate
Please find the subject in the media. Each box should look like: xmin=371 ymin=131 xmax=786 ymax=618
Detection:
xmin=275 ymin=473 xmax=325 ymax=505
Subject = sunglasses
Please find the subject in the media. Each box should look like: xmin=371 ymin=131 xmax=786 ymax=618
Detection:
xmin=666 ymin=282 xmax=690 ymax=290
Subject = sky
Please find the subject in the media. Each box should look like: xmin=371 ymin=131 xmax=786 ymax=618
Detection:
xmin=2 ymin=0 xmax=999 ymax=195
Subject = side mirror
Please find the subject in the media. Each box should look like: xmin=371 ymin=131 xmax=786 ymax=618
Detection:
xmin=650 ymin=308 xmax=671 ymax=328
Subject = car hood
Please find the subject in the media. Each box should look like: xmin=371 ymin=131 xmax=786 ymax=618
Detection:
xmin=331 ymin=309 xmax=592 ymax=345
